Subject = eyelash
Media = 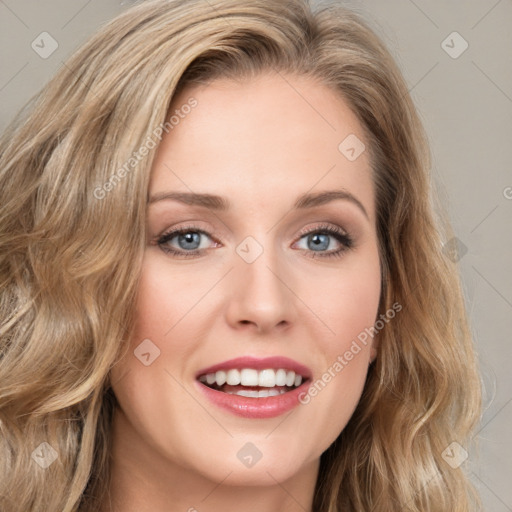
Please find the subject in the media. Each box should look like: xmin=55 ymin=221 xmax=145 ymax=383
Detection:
xmin=155 ymin=223 xmax=354 ymax=260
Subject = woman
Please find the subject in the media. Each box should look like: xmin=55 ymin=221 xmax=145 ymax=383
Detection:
xmin=0 ymin=0 xmax=482 ymax=510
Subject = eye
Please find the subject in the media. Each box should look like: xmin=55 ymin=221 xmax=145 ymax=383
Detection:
xmin=156 ymin=224 xmax=219 ymax=259
xmin=154 ymin=223 xmax=354 ymax=259
xmin=293 ymin=223 xmax=354 ymax=259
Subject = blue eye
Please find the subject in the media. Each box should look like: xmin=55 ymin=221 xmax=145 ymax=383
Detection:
xmin=156 ymin=223 xmax=353 ymax=259
xmin=156 ymin=225 xmax=215 ymax=258
xmin=294 ymin=226 xmax=353 ymax=258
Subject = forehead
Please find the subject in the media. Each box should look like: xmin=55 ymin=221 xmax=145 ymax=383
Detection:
xmin=149 ymin=72 xmax=375 ymax=222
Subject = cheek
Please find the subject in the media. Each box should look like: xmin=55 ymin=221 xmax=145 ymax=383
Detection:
xmin=133 ymin=255 xmax=178 ymax=336
xmin=298 ymin=246 xmax=381 ymax=432
xmin=307 ymin=243 xmax=382 ymax=346
xmin=334 ymin=262 xmax=381 ymax=338
xmin=329 ymin=252 xmax=381 ymax=373
xmin=109 ymin=254 xmax=180 ymax=385
xmin=130 ymin=253 xmax=205 ymax=343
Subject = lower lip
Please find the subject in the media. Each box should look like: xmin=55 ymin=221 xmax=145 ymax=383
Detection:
xmin=196 ymin=381 xmax=310 ymax=419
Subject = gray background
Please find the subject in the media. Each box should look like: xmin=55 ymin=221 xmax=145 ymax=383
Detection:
xmin=1 ymin=1 xmax=511 ymax=510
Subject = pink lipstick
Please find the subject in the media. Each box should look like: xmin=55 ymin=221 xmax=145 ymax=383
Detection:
xmin=195 ymin=356 xmax=312 ymax=419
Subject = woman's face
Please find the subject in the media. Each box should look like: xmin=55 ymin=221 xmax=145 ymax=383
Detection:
xmin=110 ymin=72 xmax=381 ymax=486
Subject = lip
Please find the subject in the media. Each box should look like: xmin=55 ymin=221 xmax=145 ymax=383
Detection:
xmin=195 ymin=355 xmax=312 ymax=380
xmin=196 ymin=380 xmax=310 ymax=418
xmin=195 ymin=356 xmax=312 ymax=419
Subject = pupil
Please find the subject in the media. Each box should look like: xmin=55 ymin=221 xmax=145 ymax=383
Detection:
xmin=179 ymin=232 xmax=200 ymax=250
xmin=310 ymin=233 xmax=328 ymax=251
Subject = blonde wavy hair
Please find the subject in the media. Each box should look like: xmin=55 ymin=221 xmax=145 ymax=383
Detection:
xmin=0 ymin=0 xmax=482 ymax=510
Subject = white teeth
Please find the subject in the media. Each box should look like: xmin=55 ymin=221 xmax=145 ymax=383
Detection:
xmin=235 ymin=389 xmax=259 ymax=398
xmin=258 ymin=369 xmax=276 ymax=387
xmin=285 ymin=371 xmax=296 ymax=387
xmin=226 ymin=388 xmax=287 ymax=397
xmin=275 ymin=368 xmax=287 ymax=386
xmin=240 ymin=368 xmax=259 ymax=386
xmin=215 ymin=370 xmax=226 ymax=386
xmin=226 ymin=369 xmax=241 ymax=385
xmin=200 ymin=368 xmax=305 ymax=389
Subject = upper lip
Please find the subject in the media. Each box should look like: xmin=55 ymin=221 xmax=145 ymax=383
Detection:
xmin=196 ymin=355 xmax=312 ymax=380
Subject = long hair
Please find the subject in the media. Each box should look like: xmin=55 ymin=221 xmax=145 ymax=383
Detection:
xmin=0 ymin=0 xmax=482 ymax=510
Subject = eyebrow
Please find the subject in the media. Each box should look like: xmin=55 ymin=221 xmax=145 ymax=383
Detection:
xmin=148 ymin=189 xmax=369 ymax=220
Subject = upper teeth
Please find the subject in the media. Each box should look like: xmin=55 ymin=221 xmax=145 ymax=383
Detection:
xmin=199 ymin=368 xmax=303 ymax=388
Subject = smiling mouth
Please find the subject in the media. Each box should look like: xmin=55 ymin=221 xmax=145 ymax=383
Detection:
xmin=198 ymin=368 xmax=306 ymax=398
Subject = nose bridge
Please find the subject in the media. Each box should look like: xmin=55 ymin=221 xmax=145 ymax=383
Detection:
xmin=226 ymin=231 xmax=295 ymax=331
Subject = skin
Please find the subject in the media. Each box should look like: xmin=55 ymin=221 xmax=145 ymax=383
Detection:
xmin=105 ymin=72 xmax=382 ymax=512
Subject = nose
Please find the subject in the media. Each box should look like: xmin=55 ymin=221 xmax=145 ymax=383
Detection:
xmin=224 ymin=243 xmax=297 ymax=334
